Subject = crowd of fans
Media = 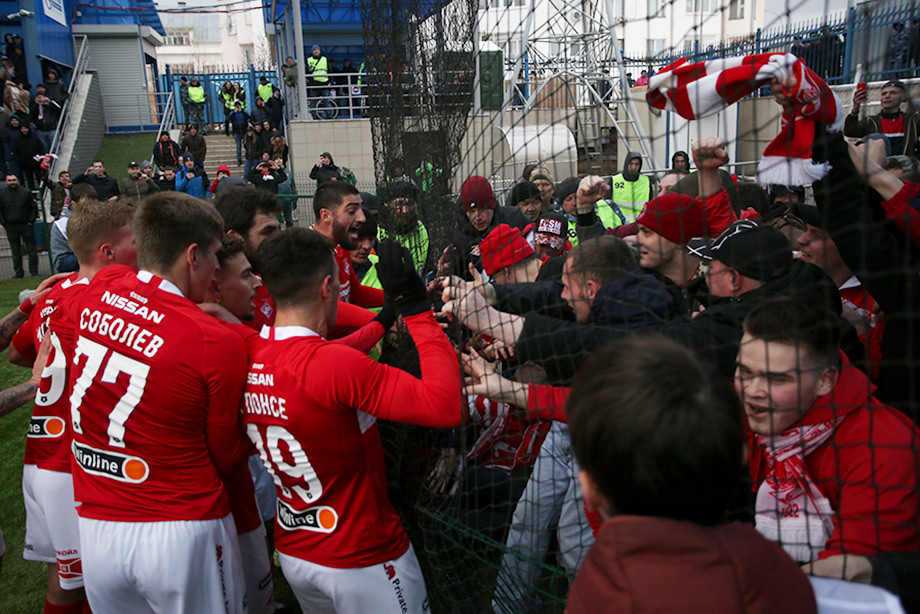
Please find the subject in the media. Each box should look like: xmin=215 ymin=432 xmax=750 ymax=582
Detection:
xmin=2 ymin=45 xmax=920 ymax=614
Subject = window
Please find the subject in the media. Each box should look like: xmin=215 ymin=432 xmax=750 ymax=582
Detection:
xmin=729 ymin=0 xmax=744 ymax=19
xmin=165 ymin=28 xmax=190 ymax=46
xmin=226 ymin=14 xmax=236 ymax=35
xmin=646 ymin=39 xmax=665 ymax=58
xmin=685 ymin=0 xmax=714 ymax=12
xmin=647 ymin=0 xmax=663 ymax=17
xmin=507 ymin=38 xmax=524 ymax=59
xmin=615 ymin=0 xmax=625 ymax=18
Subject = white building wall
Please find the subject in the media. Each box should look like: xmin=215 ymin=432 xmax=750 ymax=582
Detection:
xmin=156 ymin=0 xmax=270 ymax=71
xmin=477 ymin=0 xmax=765 ymax=67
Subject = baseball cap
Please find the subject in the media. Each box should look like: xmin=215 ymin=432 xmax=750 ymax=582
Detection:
xmin=460 ymin=176 xmax=496 ymax=211
xmin=635 ymin=192 xmax=706 ymax=245
xmin=479 ymin=224 xmax=535 ymax=276
xmin=532 ymin=211 xmax=568 ymax=250
xmin=127 ymin=161 xmax=139 ymax=168
xmin=883 ymin=80 xmax=906 ymax=91
xmin=693 ymin=220 xmax=793 ymax=282
xmin=507 ymin=181 xmax=541 ymax=207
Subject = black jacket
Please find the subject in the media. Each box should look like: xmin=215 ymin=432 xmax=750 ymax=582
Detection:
xmin=244 ymin=135 xmax=264 ymax=161
xmin=152 ymin=139 xmax=183 ymax=169
xmin=73 ymin=172 xmax=120 ymax=200
xmin=180 ymin=132 xmax=207 ymax=163
xmin=265 ymin=96 xmax=284 ymax=122
xmin=310 ymin=161 xmax=342 ymax=186
xmin=515 ymin=261 xmax=840 ymax=383
xmin=42 ymin=80 xmax=69 ymax=106
xmin=12 ymin=129 xmax=45 ymax=169
xmin=154 ymin=174 xmax=177 ymax=192
xmin=250 ymin=104 xmax=271 ymax=125
xmin=450 ymin=204 xmax=531 ymax=277
xmin=247 ymin=166 xmax=287 ymax=194
xmin=515 ymin=270 xmax=679 ymax=383
xmin=0 ymin=185 xmax=36 ymax=225
xmin=30 ymin=98 xmax=61 ymax=132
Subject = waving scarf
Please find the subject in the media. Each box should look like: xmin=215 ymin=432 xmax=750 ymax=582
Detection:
xmin=646 ymin=53 xmax=844 ymax=186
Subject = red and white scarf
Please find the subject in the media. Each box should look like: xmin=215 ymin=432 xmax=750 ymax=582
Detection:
xmin=646 ymin=53 xmax=844 ymax=186
xmin=754 ymin=417 xmax=844 ymax=562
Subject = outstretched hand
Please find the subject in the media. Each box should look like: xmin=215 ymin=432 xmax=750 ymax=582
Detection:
xmin=439 ymin=276 xmax=490 ymax=330
xmin=377 ymin=239 xmax=429 ymax=316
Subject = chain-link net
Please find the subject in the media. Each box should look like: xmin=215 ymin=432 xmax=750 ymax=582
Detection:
xmin=344 ymin=0 xmax=920 ymax=611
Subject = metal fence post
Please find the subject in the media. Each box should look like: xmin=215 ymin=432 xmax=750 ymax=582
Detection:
xmin=249 ymin=63 xmax=257 ymax=111
xmin=844 ymin=7 xmax=855 ymax=83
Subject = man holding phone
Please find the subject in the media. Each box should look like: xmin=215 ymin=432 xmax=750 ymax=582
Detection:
xmin=72 ymin=161 xmax=120 ymax=201
xmin=845 ymin=79 xmax=920 ymax=157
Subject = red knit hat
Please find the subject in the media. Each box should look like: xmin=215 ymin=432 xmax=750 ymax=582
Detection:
xmin=460 ymin=176 xmax=496 ymax=211
xmin=635 ymin=193 xmax=706 ymax=244
xmin=479 ymin=224 xmax=535 ymax=276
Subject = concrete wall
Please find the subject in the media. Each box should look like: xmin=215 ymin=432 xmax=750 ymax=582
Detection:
xmin=53 ymin=72 xmax=106 ymax=187
xmin=286 ymin=108 xmax=579 ymax=195
xmin=286 ymin=77 xmax=920 ymax=196
xmin=287 ymin=118 xmax=376 ymax=186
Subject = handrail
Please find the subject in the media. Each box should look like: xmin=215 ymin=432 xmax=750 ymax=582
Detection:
xmin=46 ymin=35 xmax=90 ymax=180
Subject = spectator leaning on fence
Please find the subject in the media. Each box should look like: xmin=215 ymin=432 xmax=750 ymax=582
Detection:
xmin=738 ymin=297 xmax=920 ymax=565
xmin=845 ymin=80 xmax=920 ymax=157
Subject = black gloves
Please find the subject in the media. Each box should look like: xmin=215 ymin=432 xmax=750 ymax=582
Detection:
xmin=377 ymin=238 xmax=429 ymax=316
xmin=371 ymin=300 xmax=396 ymax=331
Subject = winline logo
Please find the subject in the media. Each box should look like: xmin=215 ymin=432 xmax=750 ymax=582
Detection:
xmin=72 ymin=441 xmax=150 ymax=483
xmin=277 ymin=500 xmax=338 ymax=533
xmin=28 ymin=416 xmax=66 ymax=438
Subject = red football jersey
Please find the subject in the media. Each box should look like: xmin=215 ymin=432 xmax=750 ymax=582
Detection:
xmin=68 ymin=266 xmax=250 ymax=522
xmin=12 ymin=275 xmax=88 ymax=473
xmin=243 ymin=313 xmax=461 ymax=568
xmin=247 ymin=278 xmax=275 ymax=331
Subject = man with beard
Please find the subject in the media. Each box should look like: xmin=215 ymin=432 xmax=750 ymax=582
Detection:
xmin=311 ymin=181 xmax=384 ymax=309
xmin=528 ymin=166 xmax=557 ymax=211
xmin=377 ymin=177 xmax=429 ymax=274
xmin=214 ymin=185 xmax=282 ymax=329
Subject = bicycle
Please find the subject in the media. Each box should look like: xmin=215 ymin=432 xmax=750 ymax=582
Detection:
xmin=310 ymin=87 xmax=338 ymax=120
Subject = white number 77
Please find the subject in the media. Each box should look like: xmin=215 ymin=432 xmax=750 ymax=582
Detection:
xmin=70 ymin=336 xmax=150 ymax=448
